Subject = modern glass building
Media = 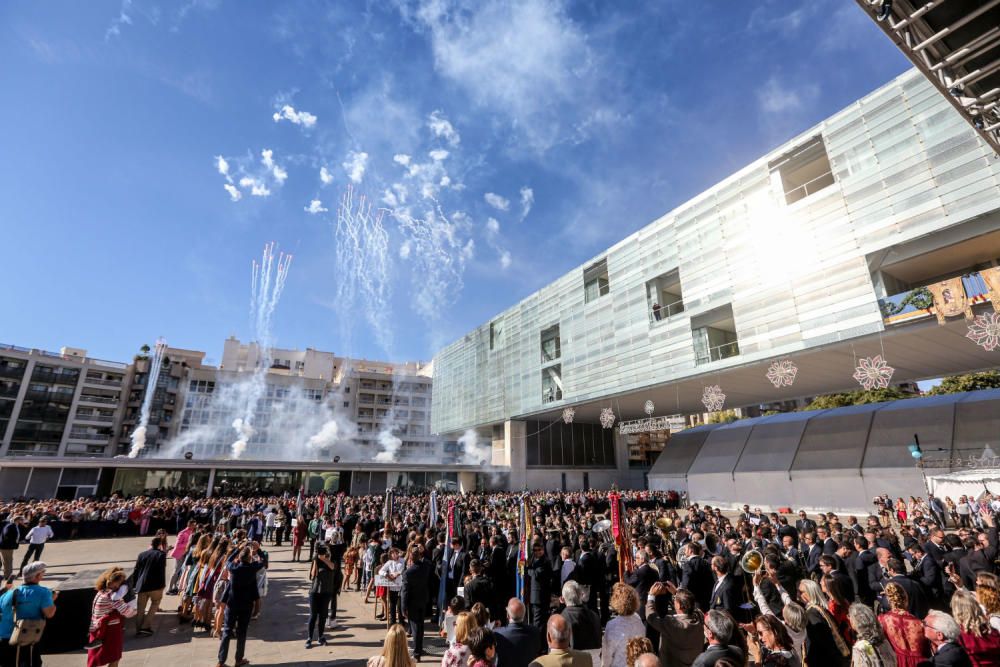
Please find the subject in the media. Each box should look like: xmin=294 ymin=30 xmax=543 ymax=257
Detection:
xmin=431 ymin=68 xmax=1000 ymax=494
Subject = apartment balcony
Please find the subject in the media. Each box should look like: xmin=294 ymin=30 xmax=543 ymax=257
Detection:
xmin=83 ymin=376 xmax=123 ymax=388
xmin=648 ymin=298 xmax=685 ymax=324
xmin=12 ymin=429 xmax=64 ymax=443
xmin=0 ymin=366 xmax=25 ymax=380
xmin=0 ymin=386 xmax=19 ymax=399
xmin=74 ymin=412 xmax=115 ymax=423
xmin=879 ymin=271 xmax=993 ymax=325
xmin=695 ymin=340 xmax=741 ymax=366
xmin=30 ymin=370 xmax=80 ymax=385
xmin=67 ymin=432 xmax=111 ymax=442
xmin=78 ymin=394 xmax=119 ymax=406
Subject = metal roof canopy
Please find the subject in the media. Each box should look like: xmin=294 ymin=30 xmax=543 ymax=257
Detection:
xmin=856 ymin=0 xmax=1000 ymax=155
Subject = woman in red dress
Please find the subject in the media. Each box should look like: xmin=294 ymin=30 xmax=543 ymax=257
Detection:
xmin=292 ymin=515 xmax=308 ymax=562
xmin=951 ymin=590 xmax=1000 ymax=667
xmin=878 ymin=583 xmax=929 ymax=667
xmin=88 ymin=567 xmax=137 ymax=667
xmin=822 ymin=573 xmax=854 ymax=645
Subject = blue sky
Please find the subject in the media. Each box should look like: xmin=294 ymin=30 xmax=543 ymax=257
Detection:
xmin=0 ymin=1 xmax=911 ymax=366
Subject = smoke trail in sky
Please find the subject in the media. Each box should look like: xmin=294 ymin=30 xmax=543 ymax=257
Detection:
xmin=335 ymin=185 xmax=392 ymax=353
xmin=128 ymin=338 xmax=168 ymax=458
xmin=231 ymin=243 xmax=292 ymax=459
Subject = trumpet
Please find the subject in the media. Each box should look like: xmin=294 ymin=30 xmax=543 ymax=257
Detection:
xmin=740 ymin=549 xmax=764 ymax=574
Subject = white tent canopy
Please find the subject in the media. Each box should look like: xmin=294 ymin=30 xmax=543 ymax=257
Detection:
xmin=927 ymin=468 xmax=1000 ymax=501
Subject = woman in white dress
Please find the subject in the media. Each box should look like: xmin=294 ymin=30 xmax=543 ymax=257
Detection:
xmin=602 ymin=583 xmax=646 ymax=667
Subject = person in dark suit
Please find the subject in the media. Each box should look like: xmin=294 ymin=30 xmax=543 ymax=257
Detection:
xmin=803 ymin=532 xmax=822 ymax=577
xmin=817 ymin=527 xmax=838 ymax=556
xmin=217 ymin=545 xmax=265 ymax=667
xmin=525 ymin=542 xmax=553 ymax=637
xmin=545 ymin=533 xmax=562 ymax=574
xmin=708 ymin=556 xmax=741 ymax=618
xmin=908 ymin=544 xmax=943 ymax=608
xmin=445 ymin=537 xmax=469 ymax=600
xmin=776 ymin=518 xmax=799 ymax=548
xmin=680 ymin=542 xmax=714 ymax=613
xmin=130 ymin=536 xmax=168 ymax=636
xmin=880 ymin=559 xmax=928 ymax=619
xmin=464 ymin=559 xmax=494 ymax=613
xmin=922 ymin=610 xmax=973 ymax=667
xmin=795 ymin=511 xmax=816 ymax=536
xmin=401 ymin=546 xmax=432 ymax=659
xmin=626 ymin=551 xmax=659 ymax=615
xmin=577 ymin=538 xmax=604 ymax=615
xmin=496 ymin=598 xmax=542 ymax=667
xmin=559 ymin=580 xmax=601 ymax=651
xmin=819 ymin=555 xmax=854 ymax=600
xmin=925 ymin=530 xmax=949 ymax=567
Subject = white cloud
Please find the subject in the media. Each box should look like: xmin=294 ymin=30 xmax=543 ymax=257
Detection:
xmin=398 ymin=0 xmax=602 ymax=151
xmin=342 ymin=150 xmax=369 ymax=184
xmin=272 ymin=104 xmax=317 ymax=128
xmin=239 ymin=177 xmax=271 ymax=197
xmin=519 ymin=186 xmax=534 ymax=221
xmin=319 ymin=166 xmax=334 ymax=185
xmin=393 ymin=154 xmax=411 ymax=166
xmin=429 ymin=149 xmax=449 ymax=162
xmin=215 ymin=155 xmax=231 ymax=180
xmin=272 ymin=164 xmax=288 ymax=183
xmin=304 ymin=199 xmax=328 ymax=214
xmin=484 ymin=192 xmax=510 ymax=211
xmin=757 ymin=76 xmax=817 ymax=114
xmin=486 ymin=217 xmax=500 ymax=235
xmin=499 ymin=250 xmax=512 ymax=269
xmin=427 ymin=110 xmax=460 ymax=146
xmin=261 ymin=149 xmax=275 ymax=169
xmin=399 ymin=239 xmax=412 ymax=259
xmin=105 ymin=0 xmax=133 ymax=41
xmin=223 ymin=183 xmax=241 ymax=201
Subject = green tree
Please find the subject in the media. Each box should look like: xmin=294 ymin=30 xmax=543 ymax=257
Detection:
xmin=929 ymin=371 xmax=1000 ymax=395
xmin=706 ymin=409 xmax=741 ymax=424
xmin=802 ymin=386 xmax=909 ymax=410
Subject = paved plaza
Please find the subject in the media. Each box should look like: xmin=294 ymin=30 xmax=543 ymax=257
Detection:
xmin=36 ymin=536 xmax=433 ymax=667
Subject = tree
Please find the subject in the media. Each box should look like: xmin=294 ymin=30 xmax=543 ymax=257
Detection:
xmin=802 ymin=386 xmax=909 ymax=410
xmin=139 ymin=343 xmax=150 ymax=356
xmin=706 ymin=409 xmax=741 ymax=424
xmin=929 ymin=371 xmax=1000 ymax=395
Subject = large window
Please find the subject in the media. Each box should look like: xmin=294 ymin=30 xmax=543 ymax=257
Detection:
xmin=525 ymin=420 xmax=615 ymax=468
xmin=540 ymin=325 xmax=561 ymax=363
xmin=583 ymin=258 xmax=610 ymax=303
xmin=768 ymin=136 xmax=835 ymax=205
xmin=646 ymin=269 xmax=684 ymax=323
xmin=691 ymin=304 xmax=740 ymax=365
xmin=489 ymin=320 xmax=503 ymax=350
xmin=542 ymin=365 xmax=563 ymax=403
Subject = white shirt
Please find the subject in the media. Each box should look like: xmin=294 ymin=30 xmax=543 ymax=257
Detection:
xmin=379 ymin=559 xmax=404 ymax=579
xmin=26 ymin=526 xmax=53 ymax=545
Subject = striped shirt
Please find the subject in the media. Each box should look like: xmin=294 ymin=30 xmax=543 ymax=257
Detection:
xmin=89 ymin=590 xmax=136 ymax=632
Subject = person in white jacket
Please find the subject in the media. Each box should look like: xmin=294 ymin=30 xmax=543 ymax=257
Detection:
xmin=19 ymin=517 xmax=54 ymax=576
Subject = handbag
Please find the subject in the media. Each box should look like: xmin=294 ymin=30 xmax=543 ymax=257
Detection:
xmin=212 ymin=576 xmax=230 ymax=605
xmin=8 ymin=590 xmax=46 ymax=647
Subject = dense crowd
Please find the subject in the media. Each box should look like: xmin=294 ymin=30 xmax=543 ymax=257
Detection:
xmin=0 ymin=488 xmax=996 ymax=667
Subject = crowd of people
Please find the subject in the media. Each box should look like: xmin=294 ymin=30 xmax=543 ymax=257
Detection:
xmin=0 ymin=488 xmax=996 ymax=667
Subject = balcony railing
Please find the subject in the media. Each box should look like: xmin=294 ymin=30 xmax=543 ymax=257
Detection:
xmin=879 ymin=272 xmax=992 ymax=324
xmin=84 ymin=376 xmax=123 ymax=387
xmin=695 ymin=341 xmax=741 ymax=366
xmin=67 ymin=432 xmax=111 ymax=442
xmin=74 ymin=413 xmax=114 ymax=423
xmin=78 ymin=395 xmax=119 ymax=405
xmin=542 ymin=388 xmax=563 ymax=403
xmin=30 ymin=370 xmax=80 ymax=385
xmin=0 ymin=366 xmax=25 ymax=379
xmin=649 ymin=299 xmax=685 ymax=324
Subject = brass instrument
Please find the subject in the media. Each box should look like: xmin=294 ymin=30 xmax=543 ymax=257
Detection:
xmin=592 ymin=519 xmax=613 ymax=544
xmin=740 ymin=549 xmax=764 ymax=574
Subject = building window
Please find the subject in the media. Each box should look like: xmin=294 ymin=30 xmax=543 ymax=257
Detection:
xmin=690 ymin=304 xmax=740 ymax=365
xmin=489 ymin=320 xmax=503 ymax=351
xmin=646 ymin=269 xmax=684 ymax=323
xmin=542 ymin=365 xmax=563 ymax=403
xmin=768 ymin=136 xmax=835 ymax=205
xmin=540 ymin=325 xmax=561 ymax=364
xmin=583 ymin=258 xmax=610 ymax=303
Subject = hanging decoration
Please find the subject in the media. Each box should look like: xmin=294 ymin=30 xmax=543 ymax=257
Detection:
xmin=599 ymin=407 xmax=616 ymax=430
xmin=766 ymin=359 xmax=798 ymax=388
xmin=644 ymin=400 xmax=655 ymax=415
xmin=852 ymin=354 xmax=895 ymax=390
xmin=562 ymin=407 xmax=576 ymax=424
xmin=701 ymin=385 xmax=726 ymax=412
xmin=926 ymin=278 xmax=974 ymax=324
xmin=966 ymin=311 xmax=1000 ymax=351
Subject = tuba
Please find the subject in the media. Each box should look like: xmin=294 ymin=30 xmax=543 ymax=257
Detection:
xmin=740 ymin=549 xmax=764 ymax=574
xmin=592 ymin=518 xmax=613 ymax=544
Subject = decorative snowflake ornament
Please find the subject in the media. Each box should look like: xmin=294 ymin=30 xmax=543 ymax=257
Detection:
xmin=701 ymin=385 xmax=726 ymax=412
xmin=599 ymin=407 xmax=616 ymax=430
xmin=966 ymin=311 xmax=1000 ymax=351
xmin=644 ymin=400 xmax=655 ymax=415
xmin=853 ymin=355 xmax=895 ymax=390
xmin=766 ymin=360 xmax=798 ymax=388
xmin=562 ymin=407 xmax=576 ymax=424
